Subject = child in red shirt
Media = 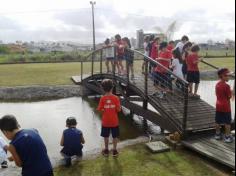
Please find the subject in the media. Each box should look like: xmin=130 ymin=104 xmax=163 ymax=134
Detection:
xmin=215 ymin=68 xmax=234 ymax=143
xmin=154 ymin=42 xmax=172 ymax=97
xmin=97 ymin=79 xmax=121 ymax=157
xmin=186 ymin=45 xmax=202 ymax=97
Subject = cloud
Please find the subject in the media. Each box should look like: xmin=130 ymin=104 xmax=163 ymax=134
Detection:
xmin=0 ymin=15 xmax=22 ymax=30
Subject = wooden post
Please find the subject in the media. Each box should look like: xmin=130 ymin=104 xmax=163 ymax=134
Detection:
xmin=143 ymin=58 xmax=149 ymax=110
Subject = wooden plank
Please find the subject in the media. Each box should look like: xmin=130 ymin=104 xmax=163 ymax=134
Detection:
xmin=182 ymin=139 xmax=235 ymax=169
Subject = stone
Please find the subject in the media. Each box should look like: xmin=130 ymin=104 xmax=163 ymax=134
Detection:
xmin=146 ymin=141 xmax=170 ymax=153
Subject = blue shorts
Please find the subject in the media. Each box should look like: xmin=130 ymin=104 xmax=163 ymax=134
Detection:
xmin=106 ymin=57 xmax=114 ymax=61
xmin=215 ymin=112 xmax=232 ymax=125
xmin=117 ymin=55 xmax=124 ymax=60
xmin=187 ymin=71 xmax=200 ymax=84
xmin=101 ymin=126 xmax=119 ymax=138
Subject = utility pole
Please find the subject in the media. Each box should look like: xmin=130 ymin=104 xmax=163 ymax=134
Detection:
xmin=90 ymin=1 xmax=96 ymax=51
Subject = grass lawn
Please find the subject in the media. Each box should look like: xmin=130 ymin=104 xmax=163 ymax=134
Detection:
xmin=54 ymin=144 xmax=229 ymax=176
xmin=0 ymin=57 xmax=234 ymax=86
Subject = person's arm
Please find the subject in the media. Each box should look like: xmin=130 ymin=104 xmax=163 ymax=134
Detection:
xmin=7 ymin=144 xmax=22 ymax=167
xmin=182 ymin=52 xmax=186 ymax=61
xmin=80 ymin=133 xmax=85 ymax=144
xmin=60 ymin=133 xmax=64 ymax=146
xmin=227 ymin=85 xmax=233 ymax=99
xmin=97 ymin=98 xmax=104 ymax=112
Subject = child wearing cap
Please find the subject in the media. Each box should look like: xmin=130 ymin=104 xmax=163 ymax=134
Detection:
xmin=60 ymin=117 xmax=85 ymax=167
xmin=215 ymin=68 xmax=234 ymax=143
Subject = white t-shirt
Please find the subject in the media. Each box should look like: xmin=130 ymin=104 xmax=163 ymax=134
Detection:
xmin=0 ymin=137 xmax=7 ymax=163
xmin=104 ymin=45 xmax=115 ymax=58
xmin=143 ymin=42 xmax=149 ymax=56
xmin=175 ymin=41 xmax=184 ymax=54
xmin=172 ymin=58 xmax=184 ymax=79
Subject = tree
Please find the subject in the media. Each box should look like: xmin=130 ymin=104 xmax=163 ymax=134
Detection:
xmin=153 ymin=20 xmax=178 ymax=41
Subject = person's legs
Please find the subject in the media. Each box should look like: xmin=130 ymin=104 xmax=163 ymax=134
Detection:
xmin=61 ymin=152 xmax=72 ymax=167
xmin=104 ymin=137 xmax=109 ymax=150
xmin=111 ymin=127 xmax=119 ymax=156
xmin=112 ymin=138 xmax=118 ymax=151
xmin=194 ymin=83 xmax=199 ymax=95
xmin=225 ymin=124 xmax=231 ymax=136
xmin=189 ymin=83 xmax=193 ymax=94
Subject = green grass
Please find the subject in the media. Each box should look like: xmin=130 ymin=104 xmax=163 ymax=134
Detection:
xmin=54 ymin=144 xmax=228 ymax=176
xmin=0 ymin=57 xmax=234 ymax=86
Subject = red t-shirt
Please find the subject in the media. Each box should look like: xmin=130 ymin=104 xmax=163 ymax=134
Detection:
xmin=186 ymin=53 xmax=199 ymax=72
xmin=97 ymin=95 xmax=121 ymax=127
xmin=155 ymin=50 xmax=172 ymax=73
xmin=216 ymin=81 xmax=232 ymax=112
xmin=167 ymin=45 xmax=174 ymax=52
xmin=116 ymin=40 xmax=125 ymax=56
xmin=150 ymin=42 xmax=158 ymax=59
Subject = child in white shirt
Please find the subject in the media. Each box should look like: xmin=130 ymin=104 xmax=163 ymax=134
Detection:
xmin=0 ymin=136 xmax=8 ymax=168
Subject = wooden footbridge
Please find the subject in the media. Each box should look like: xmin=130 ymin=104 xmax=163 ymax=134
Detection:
xmin=72 ymin=46 xmax=235 ymax=169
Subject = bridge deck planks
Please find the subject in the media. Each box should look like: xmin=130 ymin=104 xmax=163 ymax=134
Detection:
xmin=182 ymin=135 xmax=235 ymax=169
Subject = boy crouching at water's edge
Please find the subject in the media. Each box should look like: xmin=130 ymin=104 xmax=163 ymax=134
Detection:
xmin=0 ymin=115 xmax=53 ymax=176
xmin=97 ymin=79 xmax=121 ymax=157
xmin=60 ymin=117 xmax=85 ymax=167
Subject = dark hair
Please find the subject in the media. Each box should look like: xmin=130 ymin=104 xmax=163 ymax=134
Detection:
xmin=191 ymin=45 xmax=200 ymax=52
xmin=159 ymin=42 xmax=168 ymax=50
xmin=101 ymin=79 xmax=114 ymax=92
xmin=0 ymin=115 xmax=20 ymax=131
xmin=183 ymin=42 xmax=192 ymax=51
xmin=154 ymin=37 xmax=160 ymax=42
xmin=181 ymin=35 xmax=189 ymax=42
xmin=144 ymin=36 xmax=150 ymax=42
xmin=149 ymin=34 xmax=155 ymax=41
xmin=218 ymin=68 xmax=230 ymax=77
xmin=66 ymin=117 xmax=77 ymax=127
xmin=172 ymin=49 xmax=183 ymax=64
xmin=115 ymin=34 xmax=121 ymax=40
xmin=105 ymin=38 xmax=110 ymax=45
xmin=123 ymin=37 xmax=131 ymax=48
xmin=169 ymin=40 xmax=175 ymax=45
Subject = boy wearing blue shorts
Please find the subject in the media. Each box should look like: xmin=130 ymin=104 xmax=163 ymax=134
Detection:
xmin=215 ymin=68 xmax=234 ymax=143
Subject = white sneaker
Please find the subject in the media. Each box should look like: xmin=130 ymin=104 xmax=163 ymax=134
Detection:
xmin=224 ymin=136 xmax=234 ymax=143
xmin=214 ymin=133 xmax=222 ymax=140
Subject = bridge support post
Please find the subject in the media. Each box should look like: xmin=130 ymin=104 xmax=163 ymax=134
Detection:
xmin=182 ymin=83 xmax=189 ymax=138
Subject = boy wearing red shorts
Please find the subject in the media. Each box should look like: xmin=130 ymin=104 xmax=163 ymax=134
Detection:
xmin=97 ymin=79 xmax=121 ymax=157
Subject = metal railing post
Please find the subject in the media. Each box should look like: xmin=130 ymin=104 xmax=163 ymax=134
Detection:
xmin=91 ymin=53 xmax=94 ymax=76
xmin=143 ymin=58 xmax=148 ymax=110
xmin=81 ymin=61 xmax=83 ymax=81
xmin=113 ymin=47 xmax=116 ymax=78
xmin=100 ymin=49 xmax=103 ymax=74
xmin=182 ymin=83 xmax=189 ymax=137
xmin=126 ymin=55 xmax=130 ymax=84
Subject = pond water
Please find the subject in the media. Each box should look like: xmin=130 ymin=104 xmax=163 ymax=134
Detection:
xmin=0 ymin=80 xmax=235 ymax=162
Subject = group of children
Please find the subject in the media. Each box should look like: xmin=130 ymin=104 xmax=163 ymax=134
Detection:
xmin=0 ymin=79 xmax=121 ymax=175
xmin=103 ymin=34 xmax=135 ymax=79
xmin=0 ymin=35 xmax=234 ymax=175
xmin=142 ymin=35 xmax=202 ymax=97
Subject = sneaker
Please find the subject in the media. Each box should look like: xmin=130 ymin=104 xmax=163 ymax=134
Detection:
xmin=215 ymin=133 xmax=222 ymax=140
xmin=65 ymin=157 xmax=72 ymax=167
xmin=112 ymin=150 xmax=119 ymax=157
xmin=102 ymin=149 xmax=109 ymax=157
xmin=224 ymin=136 xmax=234 ymax=143
xmin=1 ymin=161 xmax=8 ymax=169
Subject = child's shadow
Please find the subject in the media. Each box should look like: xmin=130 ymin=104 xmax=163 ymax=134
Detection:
xmin=101 ymin=157 xmax=123 ymax=176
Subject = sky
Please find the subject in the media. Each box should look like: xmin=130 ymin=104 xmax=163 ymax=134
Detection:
xmin=0 ymin=0 xmax=235 ymax=44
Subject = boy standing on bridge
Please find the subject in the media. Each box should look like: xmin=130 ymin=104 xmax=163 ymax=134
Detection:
xmin=215 ymin=68 xmax=234 ymax=143
xmin=97 ymin=79 xmax=121 ymax=157
xmin=186 ymin=45 xmax=202 ymax=97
